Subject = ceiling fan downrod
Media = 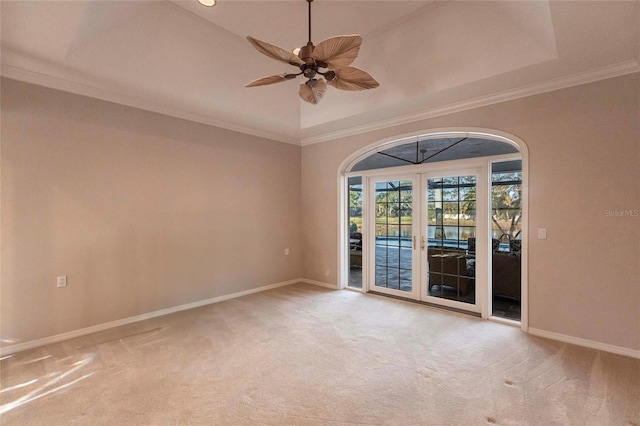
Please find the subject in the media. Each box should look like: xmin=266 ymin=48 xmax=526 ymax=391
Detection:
xmin=307 ymin=0 xmax=312 ymax=44
xmin=298 ymin=0 xmax=315 ymax=66
xmin=297 ymin=0 xmax=334 ymax=83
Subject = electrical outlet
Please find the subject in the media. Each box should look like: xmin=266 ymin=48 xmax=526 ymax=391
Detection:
xmin=284 ymin=248 xmax=290 ymax=256
xmin=57 ymin=275 xmax=67 ymax=287
xmin=538 ymin=228 xmax=547 ymax=240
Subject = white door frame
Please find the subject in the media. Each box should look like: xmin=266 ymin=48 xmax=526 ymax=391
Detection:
xmin=338 ymin=129 xmax=529 ymax=331
xmin=362 ymin=164 xmax=487 ymax=315
xmin=420 ymin=165 xmax=487 ymax=316
xmin=366 ymin=173 xmax=422 ymax=300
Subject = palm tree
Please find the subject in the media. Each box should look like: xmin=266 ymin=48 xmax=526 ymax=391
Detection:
xmin=349 ymin=187 xmax=362 ymax=217
xmin=460 ymin=186 xmax=477 ymax=220
xmin=491 ymin=174 xmax=522 ymax=240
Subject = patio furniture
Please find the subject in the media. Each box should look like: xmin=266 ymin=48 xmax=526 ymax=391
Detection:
xmin=467 ymin=237 xmax=521 ymax=301
xmin=492 ymin=252 xmax=521 ymax=300
xmin=428 ymin=248 xmax=475 ymax=295
xmin=350 ymin=232 xmax=363 ymax=267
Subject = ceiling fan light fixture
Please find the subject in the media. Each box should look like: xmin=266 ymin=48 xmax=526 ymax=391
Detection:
xmin=323 ymin=70 xmax=336 ymax=81
xmin=303 ymin=67 xmax=317 ymax=79
xmin=198 ymin=0 xmax=216 ymax=7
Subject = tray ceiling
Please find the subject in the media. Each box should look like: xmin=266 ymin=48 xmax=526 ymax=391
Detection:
xmin=1 ymin=1 xmax=639 ymax=145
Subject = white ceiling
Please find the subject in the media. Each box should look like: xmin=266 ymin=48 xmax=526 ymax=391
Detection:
xmin=1 ymin=1 xmax=639 ymax=145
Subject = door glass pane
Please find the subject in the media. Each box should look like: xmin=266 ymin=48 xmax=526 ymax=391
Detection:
xmin=375 ymin=180 xmax=413 ymax=293
xmin=491 ymin=164 xmax=522 ymax=320
xmin=348 ymin=177 xmax=363 ymax=289
xmin=426 ymin=176 xmax=476 ymax=304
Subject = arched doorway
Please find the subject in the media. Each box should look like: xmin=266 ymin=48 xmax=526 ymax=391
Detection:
xmin=339 ymin=130 xmax=528 ymax=328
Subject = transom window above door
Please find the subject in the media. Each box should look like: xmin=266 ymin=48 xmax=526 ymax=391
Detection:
xmin=351 ymin=136 xmax=519 ymax=172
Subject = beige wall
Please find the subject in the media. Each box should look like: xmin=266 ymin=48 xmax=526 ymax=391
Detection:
xmin=1 ymin=78 xmax=302 ymax=344
xmin=2 ymin=73 xmax=639 ymax=353
xmin=301 ymin=73 xmax=640 ymax=351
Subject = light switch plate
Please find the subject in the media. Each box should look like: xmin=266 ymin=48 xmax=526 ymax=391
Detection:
xmin=57 ymin=275 xmax=67 ymax=287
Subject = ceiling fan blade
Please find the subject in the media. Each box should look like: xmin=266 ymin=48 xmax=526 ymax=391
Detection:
xmin=326 ymin=67 xmax=379 ymax=91
xmin=245 ymin=74 xmax=297 ymax=88
xmin=299 ymin=79 xmax=327 ymax=105
xmin=247 ymin=36 xmax=304 ymax=66
xmin=311 ymin=35 xmax=362 ymax=69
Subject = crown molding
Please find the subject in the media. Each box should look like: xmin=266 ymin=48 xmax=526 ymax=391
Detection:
xmin=300 ymin=60 xmax=640 ymax=146
xmin=0 ymin=64 xmax=300 ymax=146
xmin=4 ymin=58 xmax=638 ymax=148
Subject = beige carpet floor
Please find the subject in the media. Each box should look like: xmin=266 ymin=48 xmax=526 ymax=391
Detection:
xmin=1 ymin=283 xmax=638 ymax=425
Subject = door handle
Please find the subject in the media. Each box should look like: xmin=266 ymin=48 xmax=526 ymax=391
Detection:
xmin=421 ymin=236 xmax=426 ymax=250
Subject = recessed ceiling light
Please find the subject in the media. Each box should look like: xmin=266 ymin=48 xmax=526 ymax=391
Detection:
xmin=198 ymin=0 xmax=216 ymax=6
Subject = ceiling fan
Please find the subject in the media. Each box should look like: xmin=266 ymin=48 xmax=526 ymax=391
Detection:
xmin=245 ymin=0 xmax=379 ymax=105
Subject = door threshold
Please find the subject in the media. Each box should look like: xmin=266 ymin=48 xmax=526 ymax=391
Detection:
xmin=489 ymin=315 xmax=521 ymax=327
xmin=367 ymin=291 xmax=481 ymax=318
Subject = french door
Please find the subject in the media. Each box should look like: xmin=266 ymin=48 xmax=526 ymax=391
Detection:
xmin=368 ymin=169 xmax=485 ymax=314
xmin=370 ymin=176 xmax=421 ymax=300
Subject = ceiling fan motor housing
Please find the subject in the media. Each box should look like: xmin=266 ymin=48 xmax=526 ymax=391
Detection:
xmin=298 ymin=42 xmax=315 ymax=65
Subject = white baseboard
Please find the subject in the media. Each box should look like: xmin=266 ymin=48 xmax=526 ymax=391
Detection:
xmin=299 ymin=278 xmax=339 ymax=290
xmin=8 ymin=282 xmax=635 ymax=360
xmin=528 ymin=327 xmax=640 ymax=359
xmin=0 ymin=278 xmax=304 ymax=357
